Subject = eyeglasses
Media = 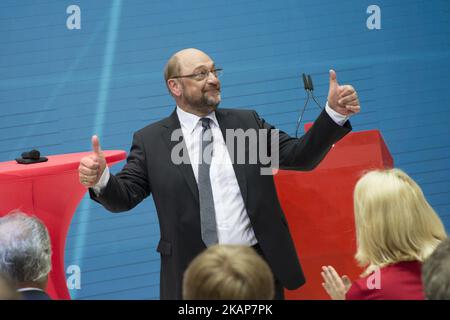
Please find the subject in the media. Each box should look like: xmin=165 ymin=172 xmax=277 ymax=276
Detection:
xmin=171 ymin=68 xmax=223 ymax=81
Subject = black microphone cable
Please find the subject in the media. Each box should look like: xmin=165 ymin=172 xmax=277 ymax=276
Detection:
xmin=295 ymin=90 xmax=310 ymax=138
xmin=295 ymin=73 xmax=323 ymax=138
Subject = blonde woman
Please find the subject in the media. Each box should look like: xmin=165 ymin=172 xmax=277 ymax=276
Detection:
xmin=321 ymin=168 xmax=446 ymax=300
xmin=183 ymin=245 xmax=274 ymax=300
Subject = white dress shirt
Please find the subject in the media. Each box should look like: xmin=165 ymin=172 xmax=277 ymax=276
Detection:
xmin=93 ymin=103 xmax=348 ymax=245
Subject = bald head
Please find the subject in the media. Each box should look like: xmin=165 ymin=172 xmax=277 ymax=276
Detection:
xmin=164 ymin=48 xmax=214 ymax=82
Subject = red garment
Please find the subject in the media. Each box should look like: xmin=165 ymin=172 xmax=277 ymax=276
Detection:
xmin=346 ymin=261 xmax=425 ymax=300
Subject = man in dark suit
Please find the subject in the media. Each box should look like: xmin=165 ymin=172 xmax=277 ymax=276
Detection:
xmin=18 ymin=288 xmax=51 ymax=300
xmin=78 ymin=48 xmax=360 ymax=300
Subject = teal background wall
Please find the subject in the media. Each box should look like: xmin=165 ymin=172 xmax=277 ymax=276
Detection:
xmin=1 ymin=0 xmax=449 ymax=299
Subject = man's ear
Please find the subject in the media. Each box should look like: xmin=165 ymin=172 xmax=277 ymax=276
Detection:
xmin=167 ymin=79 xmax=182 ymax=97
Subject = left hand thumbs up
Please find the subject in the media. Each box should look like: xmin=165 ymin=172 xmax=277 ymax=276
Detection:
xmin=327 ymin=69 xmax=361 ymax=116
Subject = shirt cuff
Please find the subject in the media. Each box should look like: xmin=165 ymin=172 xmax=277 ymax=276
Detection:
xmin=325 ymin=102 xmax=349 ymax=126
xmin=92 ymin=166 xmax=110 ymax=196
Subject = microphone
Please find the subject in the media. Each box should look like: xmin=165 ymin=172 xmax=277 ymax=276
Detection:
xmin=295 ymin=73 xmax=323 ymax=137
xmin=301 ymin=73 xmax=314 ymax=91
xmin=307 ymin=74 xmax=313 ymax=91
xmin=302 ymin=73 xmax=310 ymax=91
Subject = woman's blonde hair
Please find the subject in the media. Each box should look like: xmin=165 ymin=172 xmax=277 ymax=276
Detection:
xmin=354 ymin=168 xmax=446 ymax=276
xmin=182 ymin=245 xmax=274 ymax=300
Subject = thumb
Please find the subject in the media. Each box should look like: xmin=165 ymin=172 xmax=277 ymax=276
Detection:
xmin=92 ymin=135 xmax=102 ymax=155
xmin=329 ymin=69 xmax=339 ymax=87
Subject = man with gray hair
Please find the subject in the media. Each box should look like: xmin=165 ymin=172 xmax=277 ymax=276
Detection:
xmin=0 ymin=211 xmax=52 ymax=300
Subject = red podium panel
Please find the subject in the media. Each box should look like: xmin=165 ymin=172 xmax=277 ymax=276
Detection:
xmin=0 ymin=151 xmax=126 ymax=300
xmin=274 ymin=130 xmax=393 ymax=299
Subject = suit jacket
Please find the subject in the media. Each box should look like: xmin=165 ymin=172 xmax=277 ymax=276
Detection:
xmin=90 ymin=107 xmax=351 ymax=299
xmin=20 ymin=289 xmax=52 ymax=300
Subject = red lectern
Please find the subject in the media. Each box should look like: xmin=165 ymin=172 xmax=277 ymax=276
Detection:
xmin=0 ymin=151 xmax=126 ymax=300
xmin=274 ymin=129 xmax=393 ymax=299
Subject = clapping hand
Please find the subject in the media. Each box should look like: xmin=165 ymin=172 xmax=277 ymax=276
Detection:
xmin=321 ymin=265 xmax=352 ymax=300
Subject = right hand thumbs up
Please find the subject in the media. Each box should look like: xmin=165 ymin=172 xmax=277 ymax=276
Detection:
xmin=78 ymin=135 xmax=107 ymax=187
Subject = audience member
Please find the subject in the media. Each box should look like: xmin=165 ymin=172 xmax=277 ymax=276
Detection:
xmin=0 ymin=212 xmax=52 ymax=300
xmin=422 ymin=237 xmax=450 ymax=300
xmin=321 ymin=169 xmax=446 ymax=300
xmin=183 ymin=244 xmax=274 ymax=300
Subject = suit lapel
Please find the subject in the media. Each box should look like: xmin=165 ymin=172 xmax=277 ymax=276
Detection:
xmin=161 ymin=109 xmax=199 ymax=204
xmin=215 ymin=109 xmax=248 ymax=205
xmin=161 ymin=108 xmax=249 ymax=207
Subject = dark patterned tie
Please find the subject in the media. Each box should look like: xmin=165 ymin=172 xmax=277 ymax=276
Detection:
xmin=198 ymin=118 xmax=218 ymax=246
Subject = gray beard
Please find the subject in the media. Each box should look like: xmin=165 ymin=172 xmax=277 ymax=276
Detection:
xmin=185 ymin=92 xmax=221 ymax=111
xmin=201 ymin=92 xmax=220 ymax=109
